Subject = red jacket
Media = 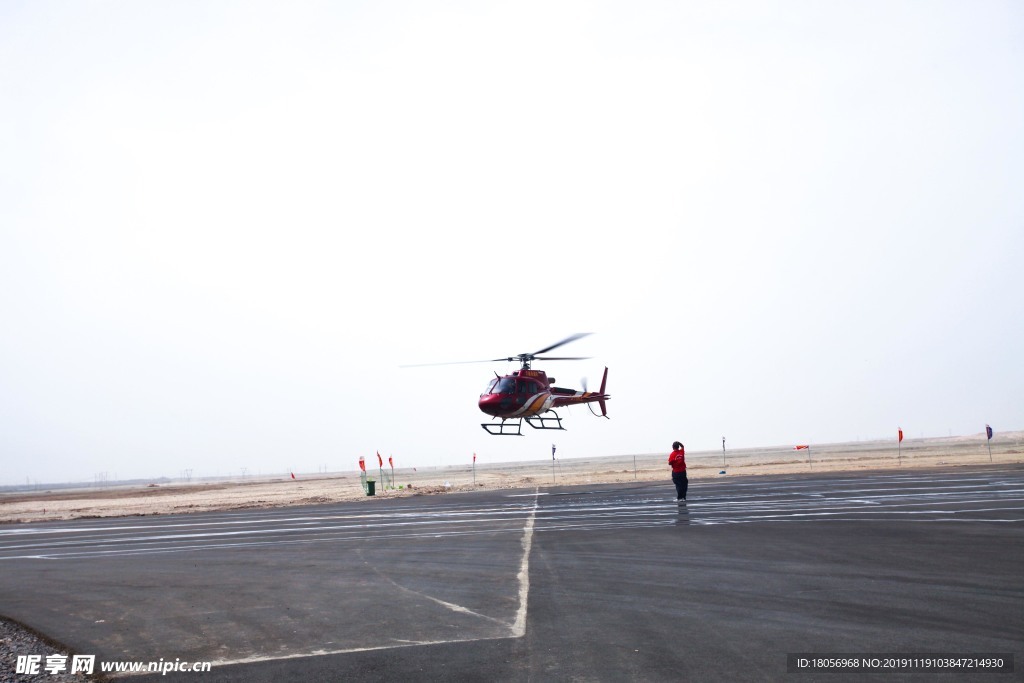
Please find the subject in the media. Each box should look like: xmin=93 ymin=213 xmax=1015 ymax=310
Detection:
xmin=669 ymin=448 xmax=686 ymax=473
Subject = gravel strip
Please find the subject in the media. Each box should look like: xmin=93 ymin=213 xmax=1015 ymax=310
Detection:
xmin=0 ymin=617 xmax=91 ymax=682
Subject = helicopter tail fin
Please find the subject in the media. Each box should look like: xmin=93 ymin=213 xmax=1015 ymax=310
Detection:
xmin=598 ymin=366 xmax=609 ymax=417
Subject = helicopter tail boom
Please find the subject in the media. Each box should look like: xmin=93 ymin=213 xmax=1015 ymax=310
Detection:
xmin=549 ymin=366 xmax=609 ymax=416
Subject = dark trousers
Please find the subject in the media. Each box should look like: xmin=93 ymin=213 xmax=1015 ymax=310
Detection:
xmin=672 ymin=471 xmax=688 ymax=500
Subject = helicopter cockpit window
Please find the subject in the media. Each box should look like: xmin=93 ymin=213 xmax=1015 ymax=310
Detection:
xmin=492 ymin=377 xmax=516 ymax=394
xmin=484 ymin=379 xmax=498 ymax=395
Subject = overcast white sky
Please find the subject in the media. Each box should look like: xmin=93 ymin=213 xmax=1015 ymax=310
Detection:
xmin=1 ymin=1 xmax=1021 ymax=485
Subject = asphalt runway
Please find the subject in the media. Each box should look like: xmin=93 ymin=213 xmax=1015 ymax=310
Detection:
xmin=2 ymin=464 xmax=1022 ymax=681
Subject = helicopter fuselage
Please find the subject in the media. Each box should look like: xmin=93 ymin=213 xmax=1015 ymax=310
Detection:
xmin=478 ymin=368 xmax=608 ymax=419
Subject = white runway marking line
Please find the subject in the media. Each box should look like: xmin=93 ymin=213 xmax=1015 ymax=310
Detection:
xmin=0 ymin=503 xmax=543 ymax=559
xmin=694 ymin=492 xmax=1024 ymax=510
xmin=702 ymin=472 xmax=1017 ymax=493
xmin=687 ymin=485 xmax=1024 ymax=524
xmin=5 ymin=472 xmax=1022 ymax=557
xmin=361 ymin=551 xmax=509 ymax=627
xmin=200 ymin=490 xmax=544 ymax=669
xmin=0 ymin=519 xmax=545 ymax=560
xmin=0 ymin=525 xmax=547 ymax=560
xmin=0 ymin=500 xmax=538 ymax=539
xmin=0 ymin=505 xmax=533 ymax=539
xmin=529 ymin=471 xmax=1024 ymax=529
xmin=512 ymin=488 xmax=538 ymax=637
xmin=0 ymin=513 xmax=531 ymax=553
xmin=694 ymin=506 xmax=1024 ymax=524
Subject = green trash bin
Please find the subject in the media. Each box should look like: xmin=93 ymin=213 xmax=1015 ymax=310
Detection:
xmin=366 ymin=479 xmax=376 ymax=496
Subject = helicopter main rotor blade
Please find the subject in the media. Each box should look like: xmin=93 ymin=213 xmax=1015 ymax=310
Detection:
xmin=401 ymin=334 xmax=594 ymax=368
xmin=531 ymin=333 xmax=592 ymax=357
xmin=399 ymin=358 xmax=508 ymax=368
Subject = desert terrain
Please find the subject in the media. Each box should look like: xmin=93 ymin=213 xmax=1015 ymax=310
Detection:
xmin=2 ymin=432 xmax=1020 ymax=525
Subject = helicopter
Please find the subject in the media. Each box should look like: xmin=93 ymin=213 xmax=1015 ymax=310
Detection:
xmin=404 ymin=333 xmax=610 ymax=436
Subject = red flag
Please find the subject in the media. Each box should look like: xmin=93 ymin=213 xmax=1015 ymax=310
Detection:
xmin=794 ymin=445 xmax=809 ymax=450
xmin=291 ymin=472 xmax=296 ymax=479
xmin=388 ymin=456 xmax=393 ymax=467
xmin=473 ymin=453 xmax=477 ymax=463
xmin=377 ymin=451 xmax=383 ymax=467
xmin=358 ymin=456 xmax=366 ymax=472
xmin=898 ymin=429 xmax=903 ymax=443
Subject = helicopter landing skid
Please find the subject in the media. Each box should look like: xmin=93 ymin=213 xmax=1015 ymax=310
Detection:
xmin=525 ymin=411 xmax=565 ymax=431
xmin=482 ymin=411 xmax=567 ymax=435
xmin=481 ymin=419 xmax=524 ymax=436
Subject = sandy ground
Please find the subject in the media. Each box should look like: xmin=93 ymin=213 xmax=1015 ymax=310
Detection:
xmin=2 ymin=433 xmax=1021 ymax=525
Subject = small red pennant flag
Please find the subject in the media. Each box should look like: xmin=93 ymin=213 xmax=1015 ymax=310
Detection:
xmin=358 ymin=456 xmax=366 ymax=472
xmin=473 ymin=453 xmax=476 ymax=463
xmin=377 ymin=451 xmax=383 ymax=467
xmin=388 ymin=456 xmax=393 ymax=467
xmin=291 ymin=472 xmax=296 ymax=479
xmin=898 ymin=429 xmax=903 ymax=443
xmin=794 ymin=445 xmax=809 ymax=450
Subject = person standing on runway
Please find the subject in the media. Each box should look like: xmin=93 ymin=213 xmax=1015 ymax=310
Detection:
xmin=669 ymin=441 xmax=687 ymax=501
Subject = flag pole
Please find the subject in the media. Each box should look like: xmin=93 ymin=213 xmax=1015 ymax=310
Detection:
xmin=986 ymin=424 xmax=993 ymax=462
xmin=898 ymin=427 xmax=902 ymax=467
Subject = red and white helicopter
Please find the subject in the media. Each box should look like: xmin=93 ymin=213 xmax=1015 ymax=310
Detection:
xmin=405 ymin=333 xmax=610 ymax=436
